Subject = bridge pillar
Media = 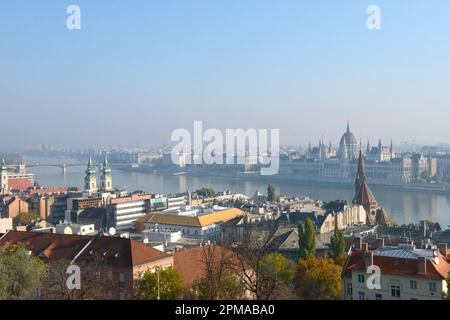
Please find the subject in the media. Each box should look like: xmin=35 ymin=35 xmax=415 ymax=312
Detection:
xmin=62 ymin=164 xmax=67 ymax=175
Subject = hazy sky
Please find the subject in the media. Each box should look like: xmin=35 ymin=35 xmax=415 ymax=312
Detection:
xmin=1 ymin=1 xmax=450 ymax=150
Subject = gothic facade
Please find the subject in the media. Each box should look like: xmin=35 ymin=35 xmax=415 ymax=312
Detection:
xmin=278 ymin=124 xmax=426 ymax=186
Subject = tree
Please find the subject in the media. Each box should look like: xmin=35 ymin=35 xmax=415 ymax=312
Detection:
xmin=40 ymin=256 xmax=110 ymax=300
xmin=258 ymin=253 xmax=295 ymax=299
xmin=329 ymin=225 xmax=346 ymax=265
xmin=267 ymin=184 xmax=276 ymax=202
xmin=227 ymin=223 xmax=297 ymax=300
xmin=191 ymin=273 xmax=244 ymax=300
xmin=295 ymin=256 xmax=342 ymax=300
xmin=196 ymin=187 xmax=216 ymax=197
xmin=190 ymin=245 xmax=244 ymax=300
xmin=137 ymin=267 xmax=184 ymax=300
xmin=445 ymin=272 xmax=450 ymax=300
xmin=298 ymin=218 xmax=316 ymax=260
xmin=13 ymin=211 xmax=40 ymax=227
xmin=0 ymin=244 xmax=46 ymax=300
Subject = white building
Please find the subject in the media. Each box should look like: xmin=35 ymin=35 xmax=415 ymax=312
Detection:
xmin=144 ymin=208 xmax=244 ymax=242
xmin=108 ymin=197 xmax=150 ymax=231
xmin=343 ymin=242 xmax=450 ymax=300
xmin=141 ymin=229 xmax=182 ymax=244
xmin=56 ymin=222 xmax=96 ymax=235
xmin=166 ymin=194 xmax=186 ymax=211
xmin=0 ymin=217 xmax=13 ymax=233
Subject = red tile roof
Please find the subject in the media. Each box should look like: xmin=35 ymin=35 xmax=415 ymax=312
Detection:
xmin=29 ymin=187 xmax=73 ymax=195
xmin=8 ymin=178 xmax=33 ymax=191
xmin=111 ymin=194 xmax=152 ymax=204
xmin=173 ymin=245 xmax=237 ymax=287
xmin=0 ymin=231 xmax=170 ymax=268
xmin=344 ymin=248 xmax=450 ymax=280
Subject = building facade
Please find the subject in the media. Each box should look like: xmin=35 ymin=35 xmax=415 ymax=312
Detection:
xmin=343 ymin=242 xmax=450 ymax=300
xmin=277 ymin=124 xmax=422 ymax=186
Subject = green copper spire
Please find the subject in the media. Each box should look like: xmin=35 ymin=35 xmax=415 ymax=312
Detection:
xmin=1 ymin=158 xmax=7 ymax=171
xmin=85 ymin=155 xmax=96 ymax=175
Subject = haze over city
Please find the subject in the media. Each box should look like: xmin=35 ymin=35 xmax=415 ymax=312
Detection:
xmin=1 ymin=0 xmax=450 ymax=150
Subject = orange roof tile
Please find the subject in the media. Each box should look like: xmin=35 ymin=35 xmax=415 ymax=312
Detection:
xmin=146 ymin=208 xmax=244 ymax=228
xmin=8 ymin=178 xmax=33 ymax=191
xmin=344 ymin=249 xmax=450 ymax=280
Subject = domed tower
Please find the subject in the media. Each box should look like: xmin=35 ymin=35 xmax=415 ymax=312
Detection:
xmin=0 ymin=158 xmax=9 ymax=195
xmin=84 ymin=156 xmax=97 ymax=193
xmin=338 ymin=122 xmax=358 ymax=160
xmin=101 ymin=153 xmax=112 ymax=192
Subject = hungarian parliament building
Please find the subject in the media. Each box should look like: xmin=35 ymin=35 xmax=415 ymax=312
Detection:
xmin=277 ymin=123 xmax=433 ymax=186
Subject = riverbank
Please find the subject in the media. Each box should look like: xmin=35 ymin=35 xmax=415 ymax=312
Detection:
xmin=119 ymin=166 xmax=450 ymax=196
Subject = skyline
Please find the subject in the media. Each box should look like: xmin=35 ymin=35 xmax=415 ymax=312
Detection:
xmin=2 ymin=1 xmax=450 ymax=149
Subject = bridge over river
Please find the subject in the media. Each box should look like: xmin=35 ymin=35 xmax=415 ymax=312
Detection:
xmin=7 ymin=162 xmax=139 ymax=174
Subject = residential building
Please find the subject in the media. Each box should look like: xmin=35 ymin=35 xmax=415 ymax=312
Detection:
xmin=55 ymin=222 xmax=96 ymax=235
xmin=166 ymin=194 xmax=186 ymax=211
xmin=77 ymin=207 xmax=108 ymax=231
xmin=342 ymin=242 xmax=450 ymax=300
xmin=107 ymin=194 xmax=152 ymax=231
xmin=0 ymin=196 xmax=29 ymax=218
xmin=145 ymin=208 xmax=244 ymax=242
xmin=173 ymin=244 xmax=254 ymax=299
xmin=0 ymin=217 xmax=13 ymax=233
xmin=0 ymin=230 xmax=173 ymax=299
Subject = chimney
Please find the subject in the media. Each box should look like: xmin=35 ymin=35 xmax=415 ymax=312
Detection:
xmin=361 ymin=243 xmax=368 ymax=252
xmin=373 ymin=238 xmax=384 ymax=249
xmin=437 ymin=243 xmax=448 ymax=258
xmin=417 ymin=256 xmax=427 ymax=275
xmin=364 ymin=251 xmax=373 ymax=268
xmin=354 ymin=237 xmax=362 ymax=249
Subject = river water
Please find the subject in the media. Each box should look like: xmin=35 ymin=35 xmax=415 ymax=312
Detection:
xmin=24 ymin=155 xmax=450 ymax=228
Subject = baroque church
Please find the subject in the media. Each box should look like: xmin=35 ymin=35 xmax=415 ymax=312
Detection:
xmin=84 ymin=154 xmax=113 ymax=193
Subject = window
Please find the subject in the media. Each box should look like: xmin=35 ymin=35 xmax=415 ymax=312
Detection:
xmin=429 ymin=282 xmax=436 ymax=292
xmin=358 ymin=274 xmax=365 ymax=283
xmin=410 ymin=280 xmax=417 ymax=289
xmin=358 ymin=291 xmax=365 ymax=300
xmin=346 ymin=283 xmax=353 ymax=296
xmin=375 ymin=294 xmax=382 ymax=300
xmin=391 ymin=285 xmax=401 ymax=298
xmin=119 ymin=273 xmax=125 ymax=288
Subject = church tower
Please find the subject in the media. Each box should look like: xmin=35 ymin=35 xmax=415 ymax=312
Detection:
xmin=0 ymin=159 xmax=9 ymax=195
xmin=353 ymin=150 xmax=391 ymax=225
xmin=84 ymin=156 xmax=97 ymax=193
xmin=101 ymin=153 xmax=113 ymax=192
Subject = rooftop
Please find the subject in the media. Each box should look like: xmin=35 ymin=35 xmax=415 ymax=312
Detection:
xmin=145 ymin=208 xmax=244 ymax=228
xmin=0 ymin=230 xmax=171 ymax=268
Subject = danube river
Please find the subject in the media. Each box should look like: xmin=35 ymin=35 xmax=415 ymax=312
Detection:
xmin=24 ymin=156 xmax=450 ymax=228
